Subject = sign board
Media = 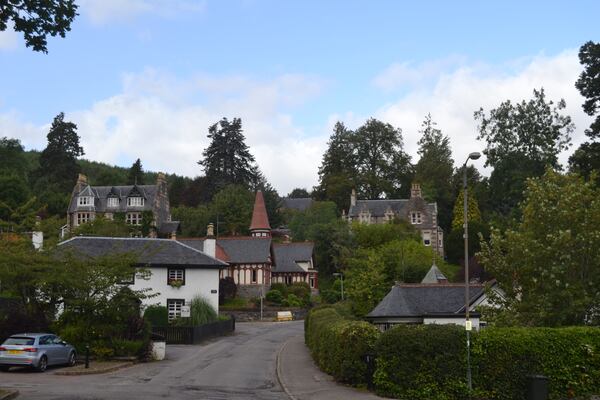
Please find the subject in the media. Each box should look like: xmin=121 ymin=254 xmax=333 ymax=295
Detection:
xmin=181 ymin=305 xmax=191 ymax=318
xmin=465 ymin=320 xmax=472 ymax=331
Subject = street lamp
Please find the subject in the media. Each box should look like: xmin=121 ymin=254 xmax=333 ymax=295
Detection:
xmin=463 ymin=151 xmax=481 ymax=393
xmin=333 ymin=272 xmax=344 ymax=301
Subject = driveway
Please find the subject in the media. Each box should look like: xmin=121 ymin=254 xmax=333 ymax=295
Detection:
xmin=1 ymin=321 xmax=301 ymax=400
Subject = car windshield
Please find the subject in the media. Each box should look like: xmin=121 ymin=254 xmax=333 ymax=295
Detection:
xmin=3 ymin=337 xmax=35 ymax=346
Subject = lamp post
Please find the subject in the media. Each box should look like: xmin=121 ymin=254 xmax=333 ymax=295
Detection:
xmin=333 ymin=272 xmax=344 ymax=301
xmin=463 ymin=151 xmax=481 ymax=393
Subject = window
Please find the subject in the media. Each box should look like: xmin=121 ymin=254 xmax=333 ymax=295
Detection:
xmin=286 ymin=275 xmax=293 ymax=285
xmin=78 ymin=196 xmax=93 ymax=206
xmin=167 ymin=299 xmax=185 ymax=321
xmin=411 ymin=211 xmax=422 ymax=224
xmin=126 ymin=212 xmax=142 ymax=225
xmin=309 ymin=276 xmax=315 ymax=288
xmin=127 ymin=197 xmax=144 ymax=207
xmin=76 ymin=212 xmax=93 ymax=225
xmin=251 ymin=269 xmax=257 ymax=283
xmin=107 ymin=197 xmax=119 ymax=208
xmin=423 ymin=231 xmax=431 ymax=246
xmin=168 ymin=268 xmax=185 ymax=285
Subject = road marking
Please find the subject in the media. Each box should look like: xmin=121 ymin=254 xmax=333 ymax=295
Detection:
xmin=276 ymin=336 xmax=298 ymax=400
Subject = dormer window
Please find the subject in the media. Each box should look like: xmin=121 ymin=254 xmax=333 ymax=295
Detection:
xmin=411 ymin=211 xmax=422 ymax=224
xmin=78 ymin=196 xmax=93 ymax=206
xmin=127 ymin=197 xmax=144 ymax=207
xmin=107 ymin=197 xmax=119 ymax=208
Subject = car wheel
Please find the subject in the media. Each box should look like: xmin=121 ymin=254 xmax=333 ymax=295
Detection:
xmin=36 ymin=356 xmax=48 ymax=372
xmin=67 ymin=352 xmax=76 ymax=367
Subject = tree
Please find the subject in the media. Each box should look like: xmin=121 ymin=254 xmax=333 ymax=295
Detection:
xmin=198 ymin=118 xmax=258 ymax=197
xmin=0 ymin=196 xmax=41 ymax=232
xmin=171 ymin=205 xmax=211 ymax=237
xmin=0 ymin=137 xmax=29 ymax=176
xmin=451 ymin=188 xmax=482 ymax=231
xmin=127 ymin=158 xmax=145 ymax=185
xmin=575 ymin=41 xmax=600 ymax=140
xmin=475 ymin=88 xmax=574 ymax=216
xmin=314 ymin=122 xmax=357 ymax=211
xmin=569 ymin=142 xmax=600 ymax=185
xmin=479 ymin=169 xmax=600 ymax=326
xmin=70 ymin=215 xmax=133 ymax=238
xmin=37 ymin=112 xmax=84 ymax=192
xmin=288 ymin=188 xmax=311 ymax=198
xmin=414 ymin=114 xmax=455 ymax=231
xmin=0 ymin=0 xmax=78 ymax=53
xmin=353 ymin=118 xmax=413 ymax=199
xmin=210 ymin=185 xmax=254 ymax=236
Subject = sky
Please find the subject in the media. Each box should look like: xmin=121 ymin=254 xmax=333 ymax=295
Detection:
xmin=0 ymin=0 xmax=598 ymax=195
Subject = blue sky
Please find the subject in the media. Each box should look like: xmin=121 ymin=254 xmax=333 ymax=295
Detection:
xmin=0 ymin=1 xmax=597 ymax=193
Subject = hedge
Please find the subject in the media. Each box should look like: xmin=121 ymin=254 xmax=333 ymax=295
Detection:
xmin=472 ymin=327 xmax=600 ymax=400
xmin=305 ymin=305 xmax=380 ymax=385
xmin=305 ymin=306 xmax=600 ymax=400
xmin=374 ymin=324 xmax=469 ymax=400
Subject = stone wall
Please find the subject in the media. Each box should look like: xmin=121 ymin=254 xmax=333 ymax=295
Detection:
xmin=222 ymin=308 xmax=308 ymax=322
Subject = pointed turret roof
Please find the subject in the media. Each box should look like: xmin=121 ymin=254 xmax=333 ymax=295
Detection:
xmin=250 ymin=191 xmax=271 ymax=231
xmin=421 ymin=264 xmax=448 ymax=284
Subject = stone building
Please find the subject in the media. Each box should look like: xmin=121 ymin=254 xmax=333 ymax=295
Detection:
xmin=345 ymin=183 xmax=444 ymax=257
xmin=66 ymin=173 xmax=179 ymax=237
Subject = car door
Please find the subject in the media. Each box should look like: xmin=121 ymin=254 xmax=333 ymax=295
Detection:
xmin=51 ymin=336 xmax=69 ymax=364
xmin=38 ymin=335 xmax=55 ymax=364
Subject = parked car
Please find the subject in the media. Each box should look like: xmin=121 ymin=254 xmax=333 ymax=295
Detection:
xmin=0 ymin=333 xmax=77 ymax=372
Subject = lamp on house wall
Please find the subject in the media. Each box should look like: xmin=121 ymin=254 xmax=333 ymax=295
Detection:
xmin=463 ymin=151 xmax=481 ymax=393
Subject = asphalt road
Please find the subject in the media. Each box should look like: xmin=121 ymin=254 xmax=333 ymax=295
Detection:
xmin=1 ymin=321 xmax=303 ymax=400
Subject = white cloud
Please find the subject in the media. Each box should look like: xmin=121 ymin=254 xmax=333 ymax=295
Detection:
xmin=370 ymin=50 xmax=592 ymax=172
xmin=79 ymin=0 xmax=206 ymax=25
xmin=42 ymin=69 xmax=327 ymax=195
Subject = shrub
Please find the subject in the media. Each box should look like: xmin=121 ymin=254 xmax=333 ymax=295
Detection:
xmin=305 ymin=305 xmax=379 ymax=385
xmin=472 ymin=327 xmax=600 ymax=400
xmin=266 ymin=289 xmax=283 ymax=304
xmin=143 ymin=305 xmax=168 ymax=327
xmin=111 ymin=339 xmax=145 ymax=357
xmin=269 ymin=283 xmax=288 ymax=297
xmin=190 ymin=296 xmax=218 ymax=325
xmin=284 ymin=293 xmax=304 ymax=307
xmin=288 ymin=282 xmax=311 ymax=303
xmin=374 ymin=325 xmax=469 ymax=400
xmin=219 ymin=277 xmax=237 ymax=304
xmin=320 ymin=289 xmax=340 ymax=304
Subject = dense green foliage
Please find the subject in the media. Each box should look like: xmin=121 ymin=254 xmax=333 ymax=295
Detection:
xmin=0 ymin=0 xmax=78 ymax=53
xmin=143 ymin=305 xmax=168 ymax=327
xmin=575 ymin=41 xmax=600 ymax=140
xmin=479 ymin=169 xmax=600 ymax=326
xmin=305 ymin=305 xmax=379 ymax=385
xmin=374 ymin=325 xmax=469 ymax=400
xmin=128 ymin=158 xmax=145 ymax=185
xmin=306 ymin=306 xmax=600 ymax=400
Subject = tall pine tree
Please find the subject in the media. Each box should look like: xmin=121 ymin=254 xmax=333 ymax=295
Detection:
xmin=198 ymin=118 xmax=258 ymax=198
xmin=37 ymin=112 xmax=84 ymax=192
xmin=127 ymin=158 xmax=145 ymax=185
xmin=414 ymin=114 xmax=454 ymax=231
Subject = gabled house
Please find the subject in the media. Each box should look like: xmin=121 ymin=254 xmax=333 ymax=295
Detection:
xmin=180 ymin=191 xmax=318 ymax=298
xmin=66 ymin=173 xmax=179 ymax=238
xmin=345 ymin=183 xmax=444 ymax=257
xmin=57 ymin=236 xmax=227 ymax=320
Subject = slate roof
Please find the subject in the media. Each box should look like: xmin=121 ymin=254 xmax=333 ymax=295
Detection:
xmin=272 ymin=242 xmax=314 ymax=273
xmin=421 ymin=264 xmax=448 ymax=284
xmin=68 ymin=184 xmax=157 ymax=213
xmin=366 ymin=284 xmax=485 ymax=319
xmin=250 ymin=191 xmax=271 ymax=231
xmin=179 ymin=237 xmax=272 ymax=264
xmin=347 ymin=199 xmax=438 ymax=229
xmin=57 ymin=236 xmax=227 ymax=268
xmin=281 ymin=197 xmax=314 ymax=212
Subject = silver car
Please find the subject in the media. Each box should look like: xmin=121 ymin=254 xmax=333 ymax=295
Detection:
xmin=0 ymin=333 xmax=77 ymax=372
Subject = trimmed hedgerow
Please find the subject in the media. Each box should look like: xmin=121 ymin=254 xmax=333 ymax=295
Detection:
xmin=472 ymin=327 xmax=600 ymax=400
xmin=374 ymin=324 xmax=470 ymax=400
xmin=305 ymin=305 xmax=379 ymax=385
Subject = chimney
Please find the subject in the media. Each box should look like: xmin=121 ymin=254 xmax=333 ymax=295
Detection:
xmin=77 ymin=174 xmax=88 ymax=185
xmin=156 ymin=172 xmax=166 ymax=185
xmin=31 ymin=216 xmax=43 ymax=250
xmin=350 ymin=189 xmax=356 ymax=207
xmin=411 ymin=183 xmax=422 ymax=198
xmin=204 ymin=223 xmax=216 ymax=258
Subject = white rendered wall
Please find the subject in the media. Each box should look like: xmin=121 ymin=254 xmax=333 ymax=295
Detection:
xmin=133 ymin=267 xmax=220 ymax=313
xmin=423 ymin=317 xmax=481 ymax=330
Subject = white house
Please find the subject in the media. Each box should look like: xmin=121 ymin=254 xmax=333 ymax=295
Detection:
xmin=57 ymin=236 xmax=227 ymax=320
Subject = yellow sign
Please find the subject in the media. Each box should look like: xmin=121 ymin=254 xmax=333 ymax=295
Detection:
xmin=465 ymin=320 xmax=473 ymax=331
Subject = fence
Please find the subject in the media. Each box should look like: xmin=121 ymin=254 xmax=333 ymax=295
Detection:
xmin=151 ymin=317 xmax=235 ymax=345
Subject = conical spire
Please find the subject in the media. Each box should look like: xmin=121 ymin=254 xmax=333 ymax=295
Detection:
xmin=421 ymin=263 xmax=448 ymax=284
xmin=250 ymin=191 xmax=271 ymax=237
